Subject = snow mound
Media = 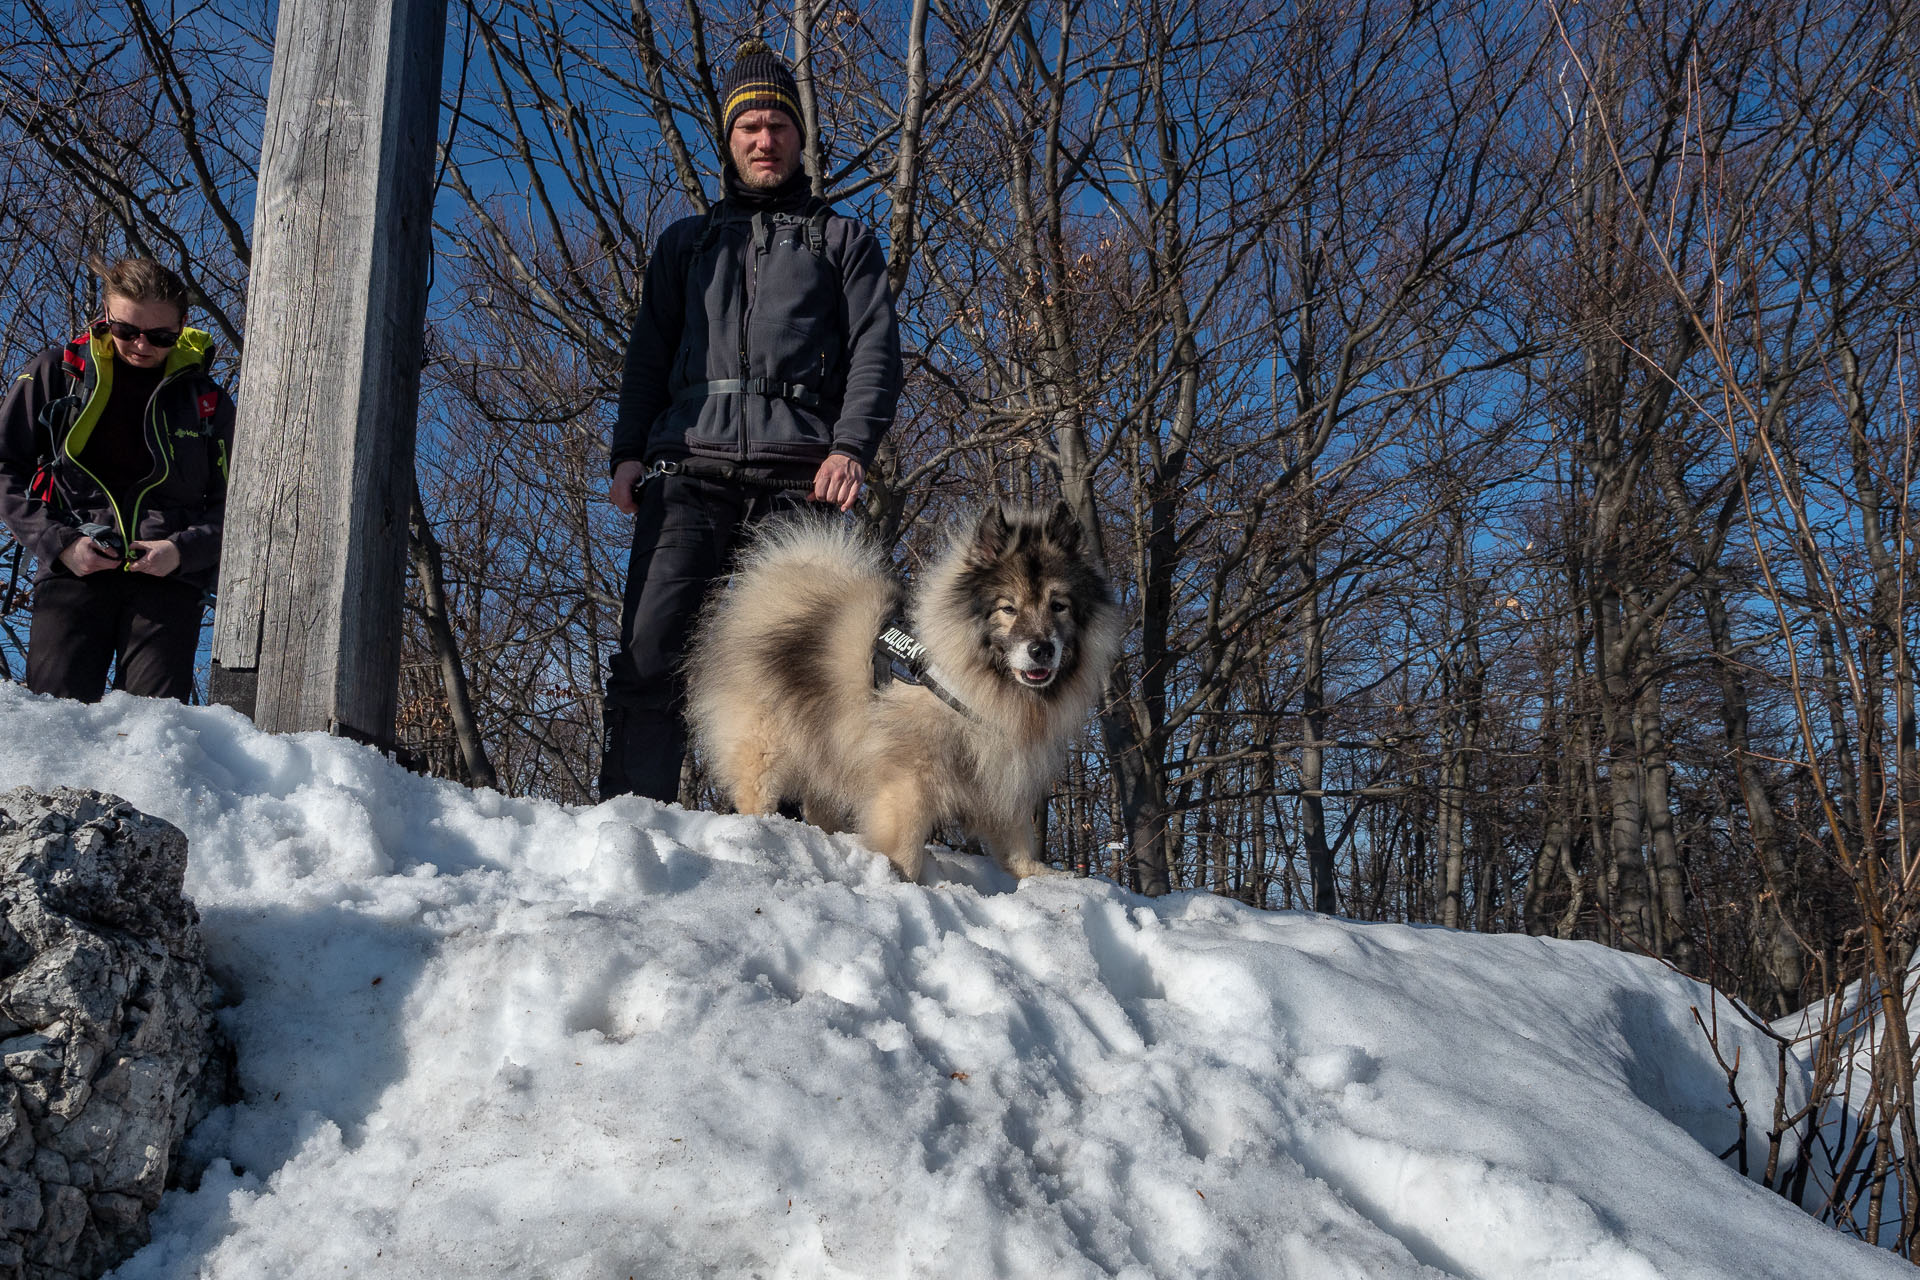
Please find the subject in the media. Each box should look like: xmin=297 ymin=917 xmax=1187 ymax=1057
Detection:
xmin=0 ymin=684 xmax=1899 ymax=1278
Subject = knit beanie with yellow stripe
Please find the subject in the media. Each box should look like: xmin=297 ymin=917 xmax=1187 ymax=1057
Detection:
xmin=722 ymin=39 xmax=804 ymax=142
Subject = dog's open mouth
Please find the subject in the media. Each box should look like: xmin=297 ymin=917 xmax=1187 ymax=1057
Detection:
xmin=1018 ymin=666 xmax=1057 ymax=688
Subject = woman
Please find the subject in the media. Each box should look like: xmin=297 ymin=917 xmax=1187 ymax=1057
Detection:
xmin=0 ymin=257 xmax=236 ymax=701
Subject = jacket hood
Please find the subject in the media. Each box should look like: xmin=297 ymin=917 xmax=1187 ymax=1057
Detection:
xmin=165 ymin=326 xmax=215 ymax=375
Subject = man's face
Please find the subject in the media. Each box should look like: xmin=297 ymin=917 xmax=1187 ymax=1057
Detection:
xmin=729 ymin=108 xmax=802 ymax=190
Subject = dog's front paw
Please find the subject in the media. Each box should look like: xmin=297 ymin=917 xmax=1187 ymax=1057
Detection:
xmin=1003 ymin=857 xmax=1065 ymax=880
xmin=885 ymin=844 xmax=928 ymax=884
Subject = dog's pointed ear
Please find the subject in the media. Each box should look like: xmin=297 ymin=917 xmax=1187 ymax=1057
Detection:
xmin=1045 ymin=499 xmax=1081 ymax=553
xmin=967 ymin=505 xmax=1013 ymax=567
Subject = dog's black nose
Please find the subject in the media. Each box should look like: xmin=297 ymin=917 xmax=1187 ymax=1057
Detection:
xmin=1027 ymin=639 xmax=1057 ymax=665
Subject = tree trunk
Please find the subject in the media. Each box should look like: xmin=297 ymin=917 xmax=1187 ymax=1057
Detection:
xmin=209 ymin=0 xmax=446 ymax=741
xmin=1101 ymin=698 xmax=1172 ymax=896
xmin=1299 ymin=568 xmax=1336 ymax=914
xmin=1703 ymin=584 xmax=1801 ymax=1010
xmin=1438 ymin=719 xmax=1470 ymax=929
xmin=407 ymin=483 xmax=497 ymax=790
xmin=1635 ymin=664 xmax=1693 ymax=970
xmin=1439 ymin=524 xmax=1485 ymax=930
xmin=1524 ymin=688 xmax=1572 ymax=936
xmin=1593 ymin=585 xmax=1656 ymax=952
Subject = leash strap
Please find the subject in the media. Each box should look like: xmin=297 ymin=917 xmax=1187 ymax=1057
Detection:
xmin=641 ymin=457 xmax=816 ymax=492
xmin=873 ymin=616 xmax=980 ymax=722
xmin=1 ymin=538 xmax=23 ymax=617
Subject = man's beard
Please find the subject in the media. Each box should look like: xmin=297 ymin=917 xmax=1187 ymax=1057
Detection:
xmin=737 ymin=159 xmax=798 ymax=190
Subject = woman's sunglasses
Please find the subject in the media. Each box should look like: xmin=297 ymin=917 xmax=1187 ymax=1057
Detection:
xmin=93 ymin=317 xmax=182 ymax=348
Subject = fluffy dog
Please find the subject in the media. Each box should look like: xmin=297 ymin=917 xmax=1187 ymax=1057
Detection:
xmin=686 ymin=501 xmax=1122 ymax=883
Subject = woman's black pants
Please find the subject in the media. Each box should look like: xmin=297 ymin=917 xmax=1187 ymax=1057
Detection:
xmin=26 ymin=570 xmax=206 ymax=703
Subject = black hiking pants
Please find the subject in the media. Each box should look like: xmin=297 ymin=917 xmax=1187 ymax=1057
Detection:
xmin=26 ymin=570 xmax=206 ymax=703
xmin=600 ymin=471 xmax=810 ymax=803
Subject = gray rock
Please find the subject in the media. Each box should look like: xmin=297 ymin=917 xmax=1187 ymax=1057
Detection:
xmin=0 ymin=788 xmax=233 ymax=1279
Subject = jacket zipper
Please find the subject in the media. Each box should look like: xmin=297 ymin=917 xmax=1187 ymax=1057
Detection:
xmin=56 ymin=342 xmax=182 ymax=568
xmin=738 ymin=213 xmax=765 ymax=465
xmin=127 ymin=367 xmax=182 ymax=562
xmin=57 ymin=345 xmax=132 ymax=565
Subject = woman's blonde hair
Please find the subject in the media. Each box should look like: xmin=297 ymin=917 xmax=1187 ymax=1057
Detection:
xmin=88 ymin=255 xmax=190 ymax=315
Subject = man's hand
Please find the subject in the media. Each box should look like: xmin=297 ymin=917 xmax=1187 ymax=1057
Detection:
xmin=610 ymin=460 xmax=647 ymax=515
xmin=128 ymin=539 xmax=181 ymax=577
xmin=811 ymin=454 xmax=865 ymax=512
xmin=58 ymin=537 xmax=120 ymax=577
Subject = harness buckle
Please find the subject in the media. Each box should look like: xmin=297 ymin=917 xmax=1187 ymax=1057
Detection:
xmin=637 ymin=459 xmax=682 ymax=493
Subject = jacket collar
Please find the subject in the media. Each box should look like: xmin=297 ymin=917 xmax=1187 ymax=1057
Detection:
xmin=721 ymin=165 xmax=814 ymax=214
xmin=76 ymin=326 xmax=215 ymax=382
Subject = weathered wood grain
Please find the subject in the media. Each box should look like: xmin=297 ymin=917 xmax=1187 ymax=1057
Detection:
xmin=210 ymin=0 xmax=446 ymax=741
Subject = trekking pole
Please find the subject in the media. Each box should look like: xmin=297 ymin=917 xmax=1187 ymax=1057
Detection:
xmin=0 ymin=539 xmax=23 ymax=683
xmin=1 ymin=538 xmax=24 ymax=616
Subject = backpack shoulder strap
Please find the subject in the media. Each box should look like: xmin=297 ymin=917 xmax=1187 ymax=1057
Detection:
xmin=682 ymin=202 xmax=732 ymax=304
xmin=59 ymin=334 xmax=90 ymax=380
xmin=11 ymin=343 xmax=88 ymax=509
xmin=36 ymin=340 xmax=90 ymax=443
xmin=692 ymin=202 xmax=728 ymax=256
xmin=798 ymin=198 xmax=838 ymax=258
xmin=797 ymin=200 xmax=843 ymax=293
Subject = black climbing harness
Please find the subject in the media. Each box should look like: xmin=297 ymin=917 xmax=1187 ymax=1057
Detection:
xmin=670 ymin=376 xmax=822 ymax=410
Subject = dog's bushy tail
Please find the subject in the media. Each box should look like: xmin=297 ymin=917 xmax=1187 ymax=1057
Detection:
xmin=686 ymin=513 xmax=899 ymax=747
xmin=733 ymin=512 xmax=891 ymax=588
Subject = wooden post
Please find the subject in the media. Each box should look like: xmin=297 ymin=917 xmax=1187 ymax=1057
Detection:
xmin=208 ymin=0 xmax=446 ymax=743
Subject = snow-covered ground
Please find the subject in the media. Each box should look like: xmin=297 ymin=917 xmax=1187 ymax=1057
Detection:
xmin=0 ymin=683 xmax=1901 ymax=1278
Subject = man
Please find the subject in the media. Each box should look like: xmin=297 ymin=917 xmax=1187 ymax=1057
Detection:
xmin=601 ymin=39 xmax=902 ymax=802
xmin=0 ymin=257 xmax=234 ymax=701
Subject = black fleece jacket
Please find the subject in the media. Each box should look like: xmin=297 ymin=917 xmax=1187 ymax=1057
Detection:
xmin=611 ymin=171 xmax=902 ymax=476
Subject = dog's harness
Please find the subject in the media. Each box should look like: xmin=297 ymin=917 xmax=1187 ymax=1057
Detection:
xmin=872 ymin=616 xmax=980 ymax=722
